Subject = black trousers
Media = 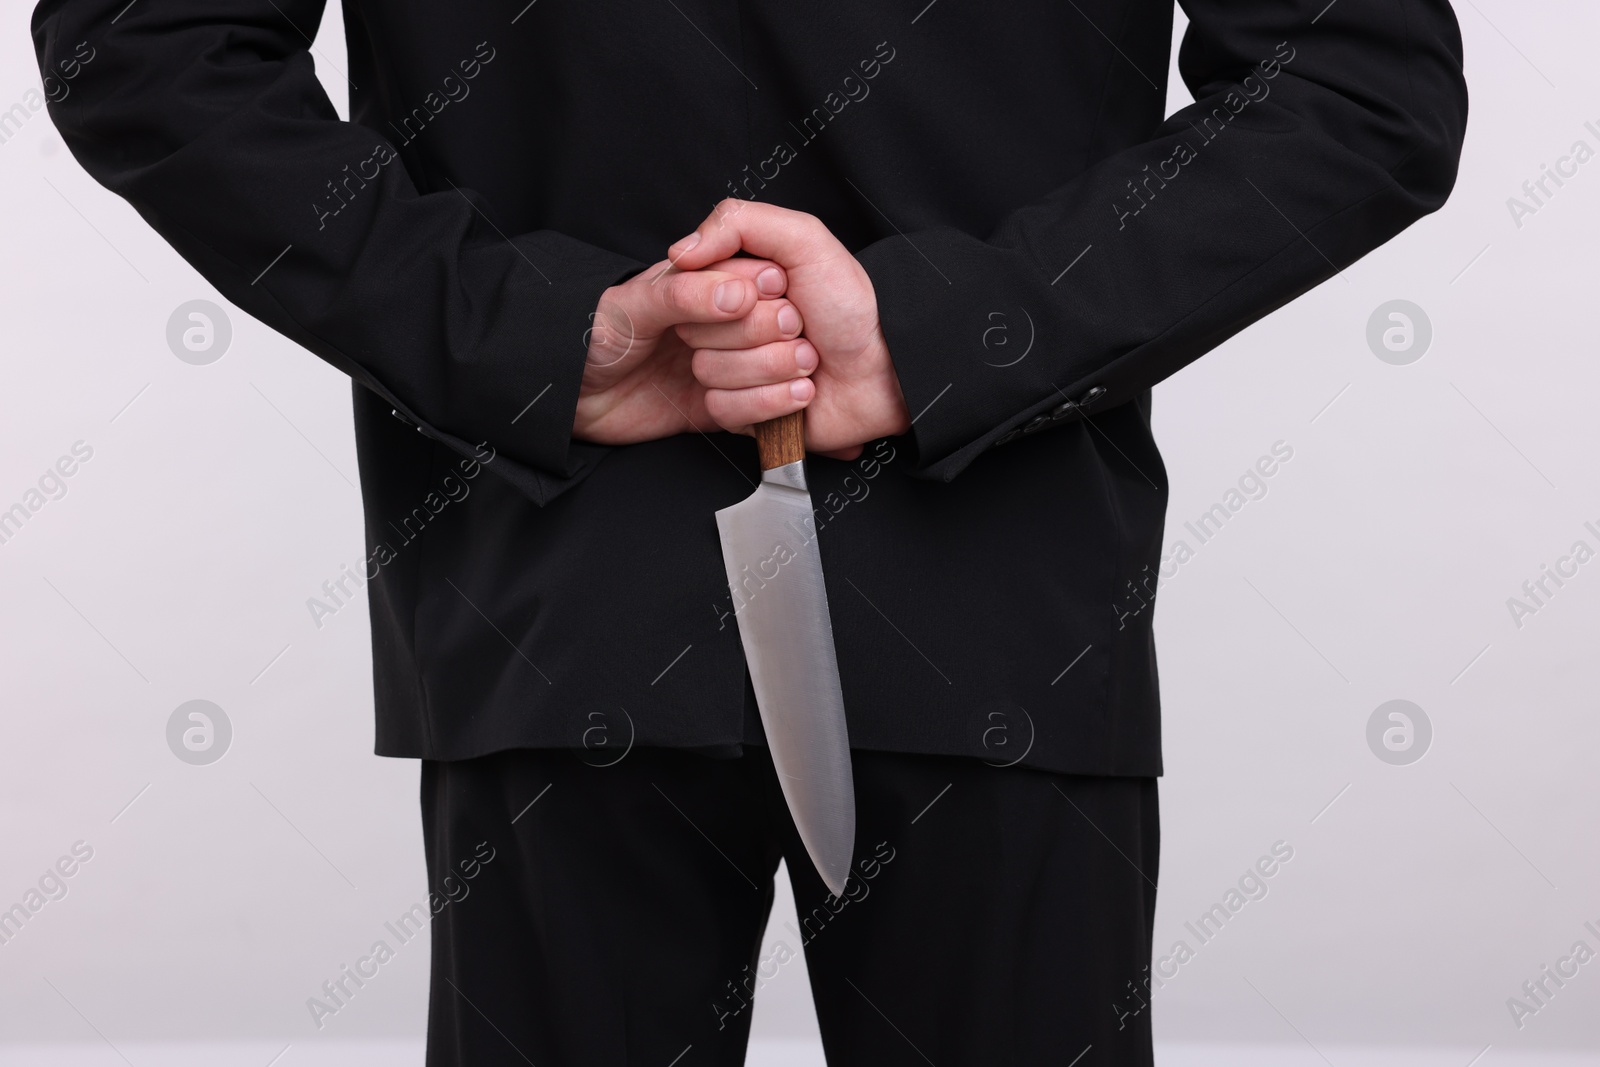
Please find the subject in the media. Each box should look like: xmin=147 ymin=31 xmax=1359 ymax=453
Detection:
xmin=421 ymin=745 xmax=1159 ymax=1066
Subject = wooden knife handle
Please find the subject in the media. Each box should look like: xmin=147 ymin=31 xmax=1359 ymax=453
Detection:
xmin=754 ymin=409 xmax=805 ymax=471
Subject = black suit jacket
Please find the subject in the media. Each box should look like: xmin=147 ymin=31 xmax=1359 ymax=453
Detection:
xmin=33 ymin=0 xmax=1467 ymax=775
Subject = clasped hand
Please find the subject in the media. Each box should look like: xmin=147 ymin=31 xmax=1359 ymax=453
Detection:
xmin=573 ymin=201 xmax=911 ymax=461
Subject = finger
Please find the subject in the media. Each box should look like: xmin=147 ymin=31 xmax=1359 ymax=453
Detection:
xmin=817 ymin=445 xmax=865 ymax=461
xmin=675 ymin=298 xmax=802 ymax=350
xmin=700 ymin=257 xmax=788 ymax=299
xmin=668 ymin=200 xmax=832 ymax=273
xmin=624 ymin=263 xmax=760 ymax=336
xmin=704 ymin=377 xmax=815 ymax=433
xmin=692 ymin=339 xmax=818 ymax=391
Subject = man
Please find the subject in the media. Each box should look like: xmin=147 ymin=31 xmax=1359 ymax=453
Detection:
xmin=33 ymin=0 xmax=1467 ymax=1063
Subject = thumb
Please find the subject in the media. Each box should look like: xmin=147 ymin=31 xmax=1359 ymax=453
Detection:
xmin=615 ymin=261 xmax=760 ymax=339
xmin=669 ymin=200 xmax=831 ymax=273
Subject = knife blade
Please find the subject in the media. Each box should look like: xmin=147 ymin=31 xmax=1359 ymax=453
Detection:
xmin=715 ymin=409 xmax=856 ymax=897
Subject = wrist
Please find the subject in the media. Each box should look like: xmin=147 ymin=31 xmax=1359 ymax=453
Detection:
xmin=875 ymin=331 xmax=912 ymax=438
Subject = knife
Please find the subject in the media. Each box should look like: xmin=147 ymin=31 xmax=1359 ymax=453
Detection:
xmin=715 ymin=409 xmax=856 ymax=897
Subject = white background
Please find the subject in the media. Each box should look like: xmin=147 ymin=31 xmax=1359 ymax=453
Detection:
xmin=2 ymin=0 xmax=1597 ymax=1063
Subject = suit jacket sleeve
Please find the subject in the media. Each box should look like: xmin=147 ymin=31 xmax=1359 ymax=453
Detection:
xmin=857 ymin=0 xmax=1469 ymax=482
xmin=32 ymin=0 xmax=645 ymax=506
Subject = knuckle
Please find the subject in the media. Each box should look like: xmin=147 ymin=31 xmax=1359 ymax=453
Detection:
xmin=758 ymin=301 xmax=787 ymax=336
xmin=690 ymin=348 xmax=715 ymax=381
xmin=599 ymin=287 xmax=633 ymax=322
xmin=767 ymin=343 xmax=796 ymax=376
xmin=742 ymin=312 xmax=769 ymax=344
xmin=705 ymin=391 xmax=741 ymax=426
xmin=663 ymin=272 xmax=699 ymax=312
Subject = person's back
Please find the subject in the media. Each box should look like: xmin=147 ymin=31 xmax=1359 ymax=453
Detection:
xmin=32 ymin=1 xmax=1467 ymax=1062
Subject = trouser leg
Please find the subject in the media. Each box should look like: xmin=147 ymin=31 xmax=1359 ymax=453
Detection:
xmin=783 ymin=752 xmax=1159 ymax=1067
xmin=421 ymin=747 xmax=785 ymax=1067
